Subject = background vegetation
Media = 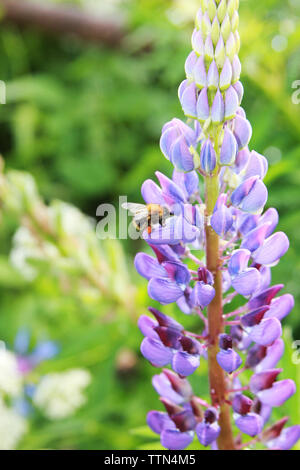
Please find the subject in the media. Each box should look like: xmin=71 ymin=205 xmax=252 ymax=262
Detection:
xmin=0 ymin=0 xmax=299 ymax=450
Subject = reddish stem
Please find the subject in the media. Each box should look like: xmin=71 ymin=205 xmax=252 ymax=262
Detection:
xmin=205 ymin=174 xmax=235 ymax=450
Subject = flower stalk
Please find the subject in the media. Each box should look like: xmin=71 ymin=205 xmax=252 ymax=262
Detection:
xmin=205 ymin=172 xmax=235 ymax=449
xmin=127 ymin=0 xmax=300 ymax=451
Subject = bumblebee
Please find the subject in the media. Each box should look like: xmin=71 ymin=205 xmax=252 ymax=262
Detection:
xmin=122 ymin=203 xmax=172 ymax=234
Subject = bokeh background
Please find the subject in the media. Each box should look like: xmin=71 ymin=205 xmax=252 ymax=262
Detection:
xmin=0 ymin=0 xmax=299 ymax=450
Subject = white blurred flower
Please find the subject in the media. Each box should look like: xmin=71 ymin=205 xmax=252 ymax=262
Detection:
xmin=10 ymin=226 xmax=59 ymax=280
xmin=0 ymin=348 xmax=23 ymax=397
xmin=0 ymin=398 xmax=28 ymax=450
xmin=33 ymin=369 xmax=91 ymax=420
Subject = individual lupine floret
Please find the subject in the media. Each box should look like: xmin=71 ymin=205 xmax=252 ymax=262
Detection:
xmin=139 ymin=308 xmax=201 ymax=376
xmin=147 ymin=403 xmax=196 ymax=450
xmin=216 ymin=334 xmax=242 ymax=374
xmin=267 ymin=425 xmax=300 ymax=450
xmin=196 ymin=408 xmax=220 ymax=447
xmin=152 ymin=369 xmax=193 ymax=405
xmin=232 ymin=394 xmax=263 ymax=437
xmin=160 ymin=119 xmax=201 ymax=172
xmin=249 ymin=369 xmax=296 ymax=408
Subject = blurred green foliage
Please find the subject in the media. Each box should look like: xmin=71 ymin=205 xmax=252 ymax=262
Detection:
xmin=0 ymin=0 xmax=299 ymax=450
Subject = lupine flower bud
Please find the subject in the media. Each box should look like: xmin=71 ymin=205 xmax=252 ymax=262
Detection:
xmin=220 ymin=128 xmax=237 ymax=165
xmin=217 ymin=334 xmax=242 ymax=373
xmin=200 ymin=139 xmax=217 ymax=173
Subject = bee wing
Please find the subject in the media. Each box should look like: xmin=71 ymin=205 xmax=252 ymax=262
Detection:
xmin=122 ymin=203 xmax=148 ymax=218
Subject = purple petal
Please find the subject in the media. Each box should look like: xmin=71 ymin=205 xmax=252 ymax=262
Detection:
xmin=225 ymin=86 xmax=239 ymax=120
xmin=152 ymin=373 xmax=183 ymax=404
xmin=233 ymin=114 xmax=252 ymax=150
xmin=246 ymin=344 xmax=268 ymax=369
xmin=138 ymin=315 xmax=158 ymax=339
xmin=154 ymin=326 xmax=182 ymax=349
xmin=141 ymin=179 xmax=165 ymax=205
xmin=156 ymin=171 xmax=186 ymax=205
xmin=178 ymin=79 xmax=188 ymax=101
xmin=180 ymin=82 xmax=197 ymax=118
xmin=144 ymin=215 xmax=198 ymax=245
xmin=232 ymin=177 xmax=268 ymax=214
xmin=237 ymin=212 xmax=258 ymax=235
xmin=141 ymin=337 xmax=173 ymax=367
xmin=248 ymin=284 xmax=284 ymax=310
xmin=216 ymin=348 xmax=243 ymax=374
xmin=160 ymin=126 xmax=178 ymax=160
xmin=220 ymin=128 xmax=237 ymax=165
xmin=197 ymin=88 xmax=210 ymax=122
xmin=194 ymin=56 xmax=207 ymax=88
xmin=172 ymin=351 xmax=200 ymax=377
xmin=192 ymin=29 xmax=204 ymax=55
xmin=207 ymin=60 xmax=219 ymax=90
xmin=149 ymin=244 xmax=180 ymax=264
xmin=265 ymin=294 xmax=294 ymax=321
xmin=211 ymin=205 xmax=233 ymax=237
xmin=258 ymin=208 xmax=279 ymax=237
xmin=148 ymin=278 xmax=184 ymax=304
xmin=171 ymin=137 xmax=195 ymax=172
xmin=134 ymin=253 xmax=167 ymax=280
xmin=243 ymin=151 xmax=268 ymax=180
xmin=185 ymin=51 xmax=197 ymax=80
xmin=171 ymin=410 xmax=196 ymax=432
xmin=191 ymin=281 xmax=215 ymax=308
xmin=250 ymin=369 xmax=282 ymax=393
xmin=231 ymin=176 xmax=259 ymax=207
xmin=228 ymin=249 xmax=251 ymax=276
xmin=256 ymin=339 xmax=284 ymax=372
xmin=211 ymin=89 xmax=225 ymax=124
xmin=235 ymin=413 xmax=264 ymax=437
xmin=200 ymin=139 xmax=216 ymax=173
xmin=241 ymin=306 xmax=270 ymax=327
xmin=232 ymin=394 xmax=253 ymax=415
xmin=269 ymin=426 xmax=300 ymax=450
xmin=232 ymin=55 xmax=242 ymax=82
xmin=176 ymin=294 xmax=193 ymax=315
xmin=240 ymin=179 xmax=268 ymax=214
xmin=162 ymin=261 xmax=190 ymax=286
xmin=253 ymin=232 xmax=289 ymax=266
xmin=258 ymin=380 xmax=296 ymax=407
xmin=255 ymin=266 xmax=272 ymax=293
xmin=147 ymin=411 xmax=175 ymax=434
xmin=240 ymin=223 xmax=271 ymax=253
xmin=162 ymin=369 xmax=193 ymax=402
xmin=220 ymin=58 xmax=233 ymax=91
xmin=172 ymin=170 xmax=199 ymax=199
xmin=232 ymin=268 xmax=261 ymax=297
xmin=196 ymin=422 xmax=220 ymax=447
xmin=148 ymin=307 xmax=184 ymax=331
xmin=249 ymin=317 xmax=282 ymax=346
xmin=233 ymin=81 xmax=244 ymax=104
xmin=161 ymin=429 xmax=194 ymax=450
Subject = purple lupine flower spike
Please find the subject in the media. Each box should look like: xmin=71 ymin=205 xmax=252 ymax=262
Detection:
xmin=126 ymin=0 xmax=299 ymax=451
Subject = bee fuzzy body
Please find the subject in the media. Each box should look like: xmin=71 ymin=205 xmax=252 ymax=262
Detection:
xmin=123 ymin=202 xmax=172 ymax=234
